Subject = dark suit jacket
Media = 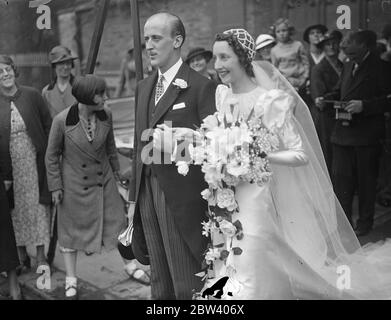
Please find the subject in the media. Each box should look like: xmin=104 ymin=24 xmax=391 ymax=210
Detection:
xmin=0 ymin=85 xmax=52 ymax=205
xmin=129 ymin=62 xmax=217 ymax=265
xmin=324 ymin=52 xmax=391 ymax=146
xmin=311 ymin=57 xmax=343 ymax=116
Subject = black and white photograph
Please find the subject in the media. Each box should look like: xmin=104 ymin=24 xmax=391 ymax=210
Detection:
xmin=1 ymin=0 xmax=391 ymax=304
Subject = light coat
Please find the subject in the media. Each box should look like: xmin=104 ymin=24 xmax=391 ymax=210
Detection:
xmin=45 ymin=103 xmax=126 ymax=253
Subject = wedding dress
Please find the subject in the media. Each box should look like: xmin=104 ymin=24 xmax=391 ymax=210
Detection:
xmin=207 ymin=62 xmax=391 ymax=300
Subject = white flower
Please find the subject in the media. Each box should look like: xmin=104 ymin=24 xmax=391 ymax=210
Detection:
xmin=227 ymin=126 xmax=252 ymax=152
xmin=216 ymin=188 xmax=237 ymax=211
xmin=206 ymin=128 xmax=231 ymax=163
xmin=189 ymin=144 xmax=206 ymax=165
xmin=202 ymin=114 xmax=219 ymax=131
xmin=218 ymin=219 xmax=237 ymax=237
xmin=201 ymin=189 xmax=217 ymax=206
xmin=205 ymin=248 xmax=220 ymax=264
xmin=176 ymin=161 xmax=189 ymax=176
xmin=226 ymin=158 xmax=250 ymax=177
xmin=201 ymin=220 xmax=214 ymax=237
xmin=202 ymin=164 xmax=224 ymax=189
xmin=223 ymin=174 xmax=240 ymax=186
xmin=172 ymin=78 xmax=188 ymax=89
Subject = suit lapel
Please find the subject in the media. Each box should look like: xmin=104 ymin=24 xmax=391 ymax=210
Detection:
xmin=342 ymin=55 xmax=371 ymax=98
xmin=341 ymin=61 xmax=354 ymax=98
xmin=139 ymin=71 xmax=157 ymax=133
xmin=66 ymin=123 xmax=100 ymax=161
xmin=151 ymin=63 xmax=190 ymax=128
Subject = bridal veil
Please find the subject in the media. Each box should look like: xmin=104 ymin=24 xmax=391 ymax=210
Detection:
xmin=253 ymin=61 xmax=391 ymax=299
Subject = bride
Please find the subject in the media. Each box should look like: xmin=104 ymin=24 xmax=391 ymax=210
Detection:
xmin=163 ymin=28 xmax=391 ymax=299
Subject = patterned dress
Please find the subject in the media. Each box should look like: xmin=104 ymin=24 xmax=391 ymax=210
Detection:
xmin=9 ymin=102 xmax=50 ymax=247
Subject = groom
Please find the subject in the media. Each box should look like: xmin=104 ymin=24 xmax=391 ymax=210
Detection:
xmin=128 ymin=12 xmax=217 ymax=299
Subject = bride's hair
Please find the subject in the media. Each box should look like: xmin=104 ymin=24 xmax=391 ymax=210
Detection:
xmin=215 ymin=33 xmax=254 ymax=77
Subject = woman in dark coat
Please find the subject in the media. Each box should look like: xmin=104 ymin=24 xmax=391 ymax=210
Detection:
xmin=311 ymin=31 xmax=343 ymax=174
xmin=0 ymin=166 xmax=22 ymax=299
xmin=45 ymin=75 xmax=126 ymax=299
xmin=0 ymin=55 xmax=52 ymax=272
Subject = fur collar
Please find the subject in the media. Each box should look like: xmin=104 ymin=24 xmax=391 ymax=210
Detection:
xmin=65 ymin=103 xmax=108 ymax=125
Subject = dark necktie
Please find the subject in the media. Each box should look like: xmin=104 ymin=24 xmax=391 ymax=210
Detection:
xmin=155 ymin=74 xmax=165 ymax=104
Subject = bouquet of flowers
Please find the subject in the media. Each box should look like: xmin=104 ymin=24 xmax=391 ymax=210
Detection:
xmin=173 ymin=100 xmax=280 ymax=299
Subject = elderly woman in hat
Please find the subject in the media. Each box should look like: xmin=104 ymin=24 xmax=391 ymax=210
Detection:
xmin=185 ymin=47 xmax=220 ymax=82
xmin=303 ymin=24 xmax=328 ymax=68
xmin=0 ymin=55 xmax=52 ymax=274
xmin=254 ymin=34 xmax=276 ymax=63
xmin=300 ymin=24 xmax=328 ymax=138
xmin=45 ymin=74 xmax=126 ymax=299
xmin=42 ymin=46 xmax=78 ymax=118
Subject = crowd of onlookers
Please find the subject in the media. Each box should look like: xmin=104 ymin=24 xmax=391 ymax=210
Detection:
xmin=1 ymin=18 xmax=391 ymax=300
xmin=0 ymin=46 xmax=147 ymax=300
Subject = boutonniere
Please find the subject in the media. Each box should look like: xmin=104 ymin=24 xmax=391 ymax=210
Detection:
xmin=172 ymin=78 xmax=188 ymax=90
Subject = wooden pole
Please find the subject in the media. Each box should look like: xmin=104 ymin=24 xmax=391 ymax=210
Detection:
xmin=130 ymin=0 xmax=144 ymax=81
xmin=85 ymin=0 xmax=110 ymax=74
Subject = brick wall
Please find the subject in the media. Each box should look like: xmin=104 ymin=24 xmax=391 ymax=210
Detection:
xmin=61 ymin=0 xmax=216 ymax=71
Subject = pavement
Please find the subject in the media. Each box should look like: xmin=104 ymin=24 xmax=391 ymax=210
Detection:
xmin=0 ymin=245 xmax=151 ymax=300
xmin=1 ymin=197 xmax=391 ymax=300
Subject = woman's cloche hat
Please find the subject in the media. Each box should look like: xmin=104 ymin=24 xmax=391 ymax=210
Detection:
xmin=185 ymin=47 xmax=213 ymax=64
xmin=49 ymin=46 xmax=78 ymax=65
xmin=303 ymin=24 xmax=328 ymax=43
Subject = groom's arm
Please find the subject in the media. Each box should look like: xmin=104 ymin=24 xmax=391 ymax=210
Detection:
xmin=197 ymin=80 xmax=218 ymax=121
xmin=128 ymin=85 xmax=139 ymax=202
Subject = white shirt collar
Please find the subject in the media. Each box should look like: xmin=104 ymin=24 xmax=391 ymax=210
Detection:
xmin=158 ymin=58 xmax=183 ymax=86
xmin=311 ymin=52 xmax=325 ymax=65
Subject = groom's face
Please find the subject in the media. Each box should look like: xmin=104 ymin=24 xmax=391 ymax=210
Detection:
xmin=144 ymin=15 xmax=178 ymax=72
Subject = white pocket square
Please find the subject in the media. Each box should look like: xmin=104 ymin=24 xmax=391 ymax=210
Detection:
xmin=172 ymin=102 xmax=186 ymax=110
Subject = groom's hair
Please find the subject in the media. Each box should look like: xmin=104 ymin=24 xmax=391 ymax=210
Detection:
xmin=155 ymin=11 xmax=186 ymax=48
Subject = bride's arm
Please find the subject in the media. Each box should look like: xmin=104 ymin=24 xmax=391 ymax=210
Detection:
xmin=266 ymin=117 xmax=309 ymax=167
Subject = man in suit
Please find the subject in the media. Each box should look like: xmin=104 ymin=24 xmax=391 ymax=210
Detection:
xmin=318 ymin=30 xmax=391 ymax=236
xmin=128 ymin=12 xmax=217 ymax=299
